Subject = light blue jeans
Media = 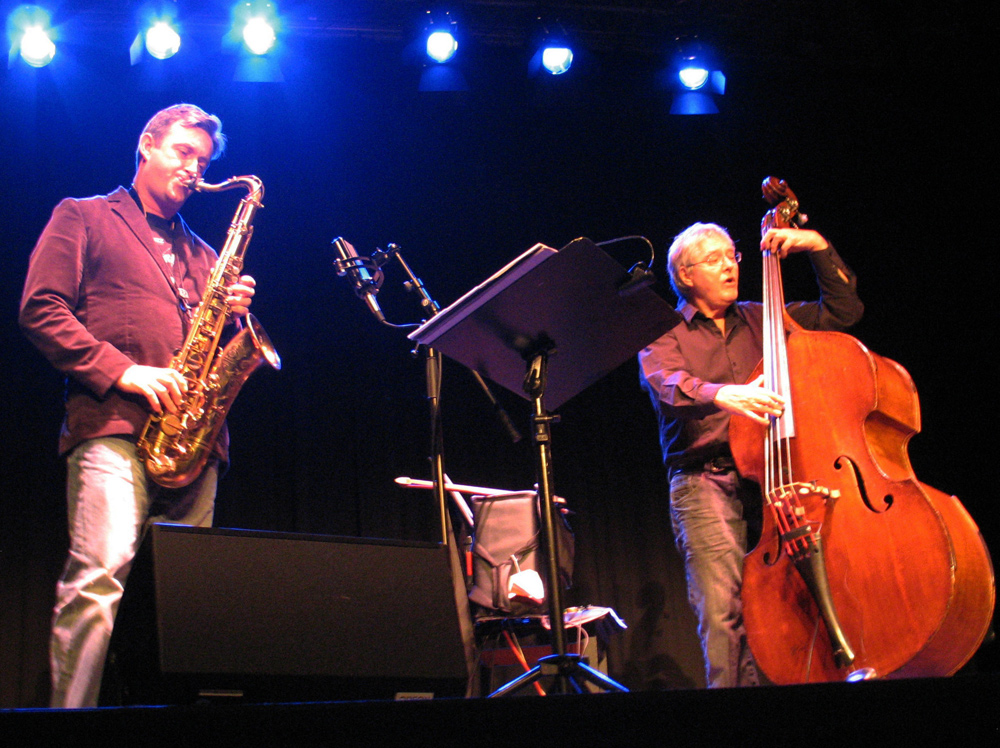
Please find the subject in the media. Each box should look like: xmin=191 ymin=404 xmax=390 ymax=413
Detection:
xmin=669 ymin=465 xmax=760 ymax=688
xmin=50 ymin=436 xmax=217 ymax=708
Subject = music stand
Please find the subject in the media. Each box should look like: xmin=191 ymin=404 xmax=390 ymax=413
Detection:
xmin=410 ymin=237 xmax=679 ymax=694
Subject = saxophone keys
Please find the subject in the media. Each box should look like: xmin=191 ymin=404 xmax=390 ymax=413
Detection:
xmin=160 ymin=414 xmax=184 ymax=437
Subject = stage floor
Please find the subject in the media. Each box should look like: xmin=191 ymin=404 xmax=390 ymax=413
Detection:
xmin=2 ymin=674 xmax=995 ymax=746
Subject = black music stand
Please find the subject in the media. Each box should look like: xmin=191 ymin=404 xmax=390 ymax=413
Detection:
xmin=410 ymin=237 xmax=679 ymax=695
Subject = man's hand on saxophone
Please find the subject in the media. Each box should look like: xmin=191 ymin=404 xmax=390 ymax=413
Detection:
xmin=225 ymin=273 xmax=256 ymax=317
xmin=115 ymin=365 xmax=187 ymax=415
xmin=114 ymin=274 xmax=255 ymax=414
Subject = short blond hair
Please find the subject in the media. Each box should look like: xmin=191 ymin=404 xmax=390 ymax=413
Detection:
xmin=135 ymin=103 xmax=225 ymax=168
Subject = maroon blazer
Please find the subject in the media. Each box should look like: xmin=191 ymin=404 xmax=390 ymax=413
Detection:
xmin=19 ymin=186 xmax=228 ymax=460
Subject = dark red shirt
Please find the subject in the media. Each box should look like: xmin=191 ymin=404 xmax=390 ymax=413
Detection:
xmin=639 ymin=248 xmax=863 ymax=468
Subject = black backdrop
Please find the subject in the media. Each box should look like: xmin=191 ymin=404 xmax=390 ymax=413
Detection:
xmin=1 ymin=3 xmax=993 ymax=708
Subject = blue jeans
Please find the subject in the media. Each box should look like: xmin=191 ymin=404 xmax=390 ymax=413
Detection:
xmin=669 ymin=464 xmax=760 ymax=688
xmin=50 ymin=436 xmax=217 ymax=708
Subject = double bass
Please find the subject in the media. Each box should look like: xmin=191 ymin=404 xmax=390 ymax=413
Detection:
xmin=729 ymin=177 xmax=994 ymax=683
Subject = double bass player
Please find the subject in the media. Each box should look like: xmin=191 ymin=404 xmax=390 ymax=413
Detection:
xmin=638 ymin=221 xmax=862 ymax=687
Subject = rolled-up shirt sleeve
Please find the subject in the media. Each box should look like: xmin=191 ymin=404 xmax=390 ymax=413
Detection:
xmin=639 ymin=333 xmax=724 ymax=420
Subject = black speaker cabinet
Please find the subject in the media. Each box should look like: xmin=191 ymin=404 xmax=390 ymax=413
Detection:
xmin=99 ymin=524 xmax=470 ymax=705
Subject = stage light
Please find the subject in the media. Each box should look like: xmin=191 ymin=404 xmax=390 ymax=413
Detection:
xmin=417 ymin=9 xmax=465 ymax=89
xmin=541 ymin=45 xmax=573 ymax=75
xmin=667 ymin=38 xmax=726 ymax=115
xmin=8 ymin=5 xmax=57 ymax=68
xmin=426 ymin=30 xmax=456 ymax=63
xmin=227 ymin=2 xmax=280 ymax=58
xmin=225 ymin=2 xmax=283 ymax=80
xmin=529 ymin=20 xmax=576 ymax=78
xmin=243 ymin=16 xmax=276 ymax=55
xmin=678 ymin=65 xmax=708 ymax=91
xmin=145 ymin=20 xmax=180 ymax=60
xmin=676 ymin=40 xmax=713 ymax=91
xmin=19 ymin=24 xmax=54 ymax=66
xmin=423 ymin=10 xmax=458 ymax=64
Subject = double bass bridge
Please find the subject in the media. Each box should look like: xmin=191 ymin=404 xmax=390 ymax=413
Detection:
xmin=767 ymin=481 xmax=841 ymax=562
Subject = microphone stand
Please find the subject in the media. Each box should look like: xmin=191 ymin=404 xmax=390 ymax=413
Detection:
xmin=337 ymin=241 xmax=531 ymax=696
xmin=336 ymin=243 xmax=473 ymax=690
xmin=378 ymin=245 xmax=449 ymax=545
xmin=369 ymin=244 xmax=521 ymax=546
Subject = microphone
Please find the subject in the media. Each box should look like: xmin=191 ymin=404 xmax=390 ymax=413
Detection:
xmin=332 ymin=236 xmax=385 ymax=322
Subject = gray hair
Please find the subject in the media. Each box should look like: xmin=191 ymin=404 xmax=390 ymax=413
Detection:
xmin=666 ymin=222 xmax=733 ymax=299
xmin=135 ymin=103 xmax=226 ymax=169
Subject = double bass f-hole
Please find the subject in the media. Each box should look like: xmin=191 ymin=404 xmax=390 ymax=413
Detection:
xmin=834 ymin=454 xmax=893 ymax=513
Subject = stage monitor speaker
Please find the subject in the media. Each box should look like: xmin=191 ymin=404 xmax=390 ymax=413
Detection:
xmin=99 ymin=524 xmax=470 ymax=705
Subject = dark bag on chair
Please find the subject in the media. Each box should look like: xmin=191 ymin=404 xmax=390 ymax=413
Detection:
xmin=468 ymin=491 xmax=574 ymax=617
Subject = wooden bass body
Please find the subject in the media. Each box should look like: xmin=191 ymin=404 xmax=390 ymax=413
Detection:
xmin=731 ymin=329 xmax=994 ymax=683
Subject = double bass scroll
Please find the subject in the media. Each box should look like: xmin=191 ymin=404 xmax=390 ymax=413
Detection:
xmin=729 ymin=177 xmax=994 ymax=684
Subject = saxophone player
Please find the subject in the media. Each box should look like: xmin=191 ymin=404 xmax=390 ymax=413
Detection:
xmin=19 ymin=104 xmax=257 ymax=709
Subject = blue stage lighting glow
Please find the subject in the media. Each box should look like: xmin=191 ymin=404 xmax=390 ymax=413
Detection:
xmin=419 ymin=64 xmax=468 ymax=92
xmin=712 ymin=70 xmax=726 ymax=95
xmin=19 ymin=25 xmax=55 ymax=67
xmin=541 ymin=46 xmax=573 ymax=75
xmin=426 ymin=30 xmax=457 ymax=63
xmin=8 ymin=5 xmax=57 ymax=68
xmin=846 ymin=667 xmax=877 ymax=682
xmin=243 ymin=17 xmax=276 ymax=55
xmin=679 ymin=66 xmax=709 ymax=91
xmin=145 ymin=21 xmax=180 ymax=60
xmin=670 ymin=92 xmax=719 ymax=116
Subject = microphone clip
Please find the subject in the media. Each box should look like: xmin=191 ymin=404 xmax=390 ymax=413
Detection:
xmin=331 ymin=236 xmax=386 ymax=322
xmin=331 ymin=237 xmax=385 ymax=297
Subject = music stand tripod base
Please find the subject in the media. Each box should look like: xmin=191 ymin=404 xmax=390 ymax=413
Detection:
xmin=489 ymin=653 xmax=627 ymax=697
xmin=409 ymin=237 xmax=678 ymax=696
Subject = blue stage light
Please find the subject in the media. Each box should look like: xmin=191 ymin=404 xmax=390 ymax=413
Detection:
xmin=422 ymin=9 xmax=459 ymax=64
xmin=8 ymin=5 xmax=57 ymax=68
xmin=145 ymin=20 xmax=180 ymax=60
xmin=227 ymin=2 xmax=280 ymax=59
xmin=529 ymin=19 xmax=575 ymax=78
xmin=426 ymin=30 xmax=457 ymax=63
xmin=678 ymin=66 xmax=709 ymax=91
xmin=668 ymin=38 xmax=725 ymax=115
xmin=243 ymin=16 xmax=276 ymax=55
xmin=541 ymin=46 xmax=573 ymax=75
xmin=19 ymin=24 xmax=55 ymax=67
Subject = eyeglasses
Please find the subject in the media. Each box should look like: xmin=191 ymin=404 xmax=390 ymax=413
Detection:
xmin=686 ymin=250 xmax=741 ymax=269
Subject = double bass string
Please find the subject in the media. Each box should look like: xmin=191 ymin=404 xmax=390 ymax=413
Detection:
xmin=762 ymin=245 xmax=788 ymax=483
xmin=761 ymin=235 xmax=809 ymax=561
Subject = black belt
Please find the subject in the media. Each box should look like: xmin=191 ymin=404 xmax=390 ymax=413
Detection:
xmin=669 ymin=453 xmax=736 ymax=477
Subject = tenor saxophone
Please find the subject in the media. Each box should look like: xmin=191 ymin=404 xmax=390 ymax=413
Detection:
xmin=137 ymin=175 xmax=281 ymax=488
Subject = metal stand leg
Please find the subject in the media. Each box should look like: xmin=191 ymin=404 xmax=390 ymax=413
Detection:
xmin=489 ymin=350 xmax=627 ymax=697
